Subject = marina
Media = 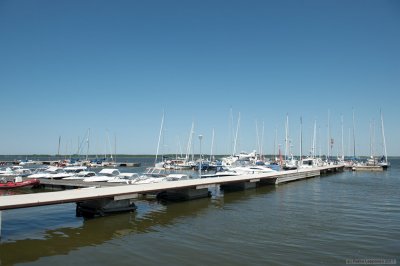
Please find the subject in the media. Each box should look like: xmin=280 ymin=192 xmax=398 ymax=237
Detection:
xmin=0 ymin=165 xmax=343 ymax=234
xmin=1 ymin=1 xmax=398 ymax=265
xmin=0 ymin=157 xmax=398 ymax=265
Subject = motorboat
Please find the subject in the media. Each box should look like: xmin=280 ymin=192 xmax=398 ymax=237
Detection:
xmin=83 ymin=169 xmax=121 ymax=182
xmin=0 ymin=166 xmax=33 ymax=178
xmin=164 ymin=174 xmax=190 ymax=181
xmin=27 ymin=167 xmax=74 ymax=179
xmin=83 ymin=169 xmax=136 ymax=182
xmin=130 ymin=167 xmax=190 ymax=184
xmin=0 ymin=176 xmax=40 ymax=189
xmin=107 ymin=173 xmax=140 ymax=184
xmin=130 ymin=167 xmax=168 ymax=184
xmin=63 ymin=171 xmax=97 ymax=180
xmin=201 ymin=164 xmax=276 ymax=178
xmin=63 ymin=166 xmax=87 ymax=173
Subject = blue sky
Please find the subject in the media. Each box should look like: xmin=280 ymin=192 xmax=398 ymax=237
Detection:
xmin=0 ymin=0 xmax=399 ymax=156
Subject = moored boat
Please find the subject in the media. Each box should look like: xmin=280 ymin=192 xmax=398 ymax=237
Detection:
xmin=0 ymin=177 xmax=40 ymax=189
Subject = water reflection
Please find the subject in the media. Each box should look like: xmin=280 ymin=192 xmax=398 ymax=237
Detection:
xmin=0 ymin=184 xmax=278 ymax=265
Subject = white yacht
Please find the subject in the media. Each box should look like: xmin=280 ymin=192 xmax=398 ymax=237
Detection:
xmin=83 ymin=169 xmax=136 ymax=182
xmin=83 ymin=169 xmax=121 ymax=182
xmin=299 ymin=157 xmax=322 ymax=168
xmin=63 ymin=171 xmax=97 ymax=180
xmin=202 ymin=164 xmax=276 ymax=178
xmin=130 ymin=167 xmax=190 ymax=184
xmin=107 ymin=173 xmax=140 ymax=184
xmin=27 ymin=167 xmax=74 ymax=179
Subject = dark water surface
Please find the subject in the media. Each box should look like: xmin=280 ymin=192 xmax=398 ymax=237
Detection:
xmin=0 ymin=158 xmax=399 ymax=265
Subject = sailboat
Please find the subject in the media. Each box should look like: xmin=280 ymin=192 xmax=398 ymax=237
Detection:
xmin=378 ymin=110 xmax=390 ymax=169
xmin=154 ymin=111 xmax=166 ymax=168
xmin=283 ymin=114 xmax=298 ymax=170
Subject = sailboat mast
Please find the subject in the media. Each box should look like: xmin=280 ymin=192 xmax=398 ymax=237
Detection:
xmin=380 ymin=110 xmax=388 ymax=162
xmin=300 ymin=116 xmax=303 ymax=161
xmin=348 ymin=128 xmax=351 ymax=159
xmin=341 ymin=115 xmax=344 ymax=160
xmin=210 ymin=128 xmax=215 ymax=161
xmin=155 ymin=112 xmax=165 ymax=165
xmin=233 ymin=112 xmax=240 ymax=155
xmin=312 ymin=120 xmax=316 ymax=158
xmin=186 ymin=122 xmax=194 ymax=161
xmin=352 ymin=108 xmax=356 ymax=159
xmin=86 ymin=128 xmax=90 ymax=161
xmin=256 ymin=120 xmax=261 ymax=157
xmin=284 ymin=114 xmax=289 ymax=161
xmin=373 ymin=120 xmax=376 ymax=158
xmin=261 ymin=122 xmax=265 ymax=160
xmin=107 ymin=130 xmax=113 ymax=161
xmin=369 ymin=121 xmax=373 ymax=158
xmin=327 ymin=110 xmax=330 ymax=161
xmin=274 ymin=127 xmax=277 ymax=160
xmin=114 ymin=133 xmax=117 ymax=164
xmin=57 ymin=136 xmax=61 ymax=158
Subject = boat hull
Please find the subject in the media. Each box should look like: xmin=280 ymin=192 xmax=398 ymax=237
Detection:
xmin=0 ymin=179 xmax=40 ymax=189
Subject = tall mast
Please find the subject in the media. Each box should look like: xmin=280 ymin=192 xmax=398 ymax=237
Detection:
xmin=114 ymin=133 xmax=117 ymax=164
xmin=327 ymin=110 xmax=330 ymax=161
xmin=155 ymin=111 xmax=165 ymax=165
xmin=233 ymin=112 xmax=240 ymax=155
xmin=107 ymin=130 xmax=113 ymax=161
xmin=77 ymin=136 xmax=80 ymax=157
xmin=104 ymin=132 xmax=107 ymax=160
xmin=372 ymin=120 xmax=376 ymax=159
xmin=348 ymin=128 xmax=351 ymax=158
xmin=318 ymin=125 xmax=321 ymax=158
xmin=284 ymin=114 xmax=289 ymax=161
xmin=369 ymin=120 xmax=373 ymax=158
xmin=312 ymin=120 xmax=317 ymax=158
xmin=57 ymin=136 xmax=61 ymax=158
xmin=341 ymin=115 xmax=344 ymax=160
xmin=261 ymin=121 xmax=265 ymax=160
xmin=274 ymin=127 xmax=277 ymax=160
xmin=300 ymin=116 xmax=303 ymax=160
xmin=256 ymin=120 xmax=260 ymax=157
xmin=185 ymin=122 xmax=194 ymax=161
xmin=352 ymin=108 xmax=356 ymax=158
xmin=380 ymin=109 xmax=388 ymax=162
xmin=230 ymin=108 xmax=234 ymax=156
xmin=86 ymin=128 xmax=90 ymax=161
xmin=210 ymin=128 xmax=215 ymax=161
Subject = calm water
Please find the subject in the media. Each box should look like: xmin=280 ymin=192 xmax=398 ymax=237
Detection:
xmin=0 ymin=158 xmax=399 ymax=265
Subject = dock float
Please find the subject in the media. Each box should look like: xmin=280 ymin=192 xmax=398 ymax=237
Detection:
xmin=352 ymin=165 xmax=383 ymax=171
xmin=0 ymin=165 xmax=343 ymax=236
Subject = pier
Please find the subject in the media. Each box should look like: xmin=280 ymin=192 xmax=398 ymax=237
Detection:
xmin=0 ymin=165 xmax=343 ymax=236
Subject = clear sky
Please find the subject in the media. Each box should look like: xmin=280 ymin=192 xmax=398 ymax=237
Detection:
xmin=0 ymin=0 xmax=399 ymax=156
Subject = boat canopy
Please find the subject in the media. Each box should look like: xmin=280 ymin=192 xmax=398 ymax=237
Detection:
xmin=99 ymin=169 xmax=120 ymax=176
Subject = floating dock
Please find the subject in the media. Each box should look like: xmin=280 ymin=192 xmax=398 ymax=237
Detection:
xmin=0 ymin=165 xmax=343 ymax=236
xmin=352 ymin=165 xmax=383 ymax=171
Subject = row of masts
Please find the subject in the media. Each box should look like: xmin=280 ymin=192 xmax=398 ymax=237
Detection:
xmin=55 ymin=109 xmax=388 ymax=166
xmin=56 ymin=129 xmax=117 ymax=162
